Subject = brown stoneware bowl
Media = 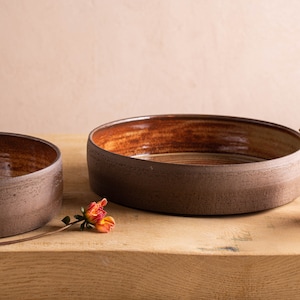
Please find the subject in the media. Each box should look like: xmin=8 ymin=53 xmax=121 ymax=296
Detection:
xmin=87 ymin=115 xmax=300 ymax=215
xmin=0 ymin=133 xmax=63 ymax=237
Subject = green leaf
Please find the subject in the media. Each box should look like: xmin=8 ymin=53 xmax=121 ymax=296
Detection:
xmin=74 ymin=214 xmax=85 ymax=221
xmin=80 ymin=222 xmax=86 ymax=231
xmin=86 ymin=223 xmax=93 ymax=229
xmin=61 ymin=216 xmax=71 ymax=225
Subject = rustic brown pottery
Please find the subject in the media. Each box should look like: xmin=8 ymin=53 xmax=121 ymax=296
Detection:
xmin=87 ymin=115 xmax=300 ymax=215
xmin=0 ymin=133 xmax=63 ymax=237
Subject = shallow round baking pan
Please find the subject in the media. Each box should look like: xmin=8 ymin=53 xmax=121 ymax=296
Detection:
xmin=0 ymin=133 xmax=63 ymax=237
xmin=87 ymin=115 xmax=300 ymax=215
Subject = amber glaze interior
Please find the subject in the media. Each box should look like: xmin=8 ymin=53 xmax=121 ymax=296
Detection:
xmin=91 ymin=115 xmax=300 ymax=165
xmin=0 ymin=134 xmax=59 ymax=178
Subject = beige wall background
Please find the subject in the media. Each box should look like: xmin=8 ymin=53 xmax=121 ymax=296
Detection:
xmin=0 ymin=0 xmax=299 ymax=134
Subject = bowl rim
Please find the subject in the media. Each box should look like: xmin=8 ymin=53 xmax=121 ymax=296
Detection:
xmin=0 ymin=132 xmax=62 ymax=182
xmin=88 ymin=114 xmax=300 ymax=171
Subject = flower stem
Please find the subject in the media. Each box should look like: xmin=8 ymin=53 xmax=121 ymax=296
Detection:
xmin=0 ymin=220 xmax=80 ymax=246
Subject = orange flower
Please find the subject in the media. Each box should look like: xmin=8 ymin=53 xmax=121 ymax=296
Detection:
xmin=84 ymin=199 xmax=108 ymax=225
xmin=83 ymin=198 xmax=115 ymax=233
xmin=95 ymin=216 xmax=116 ymax=233
xmin=60 ymin=198 xmax=115 ymax=233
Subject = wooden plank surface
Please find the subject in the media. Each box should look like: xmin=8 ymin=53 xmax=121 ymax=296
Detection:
xmin=1 ymin=135 xmax=300 ymax=299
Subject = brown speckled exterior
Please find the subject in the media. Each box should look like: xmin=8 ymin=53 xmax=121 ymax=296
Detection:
xmin=0 ymin=133 xmax=63 ymax=237
xmin=87 ymin=115 xmax=300 ymax=215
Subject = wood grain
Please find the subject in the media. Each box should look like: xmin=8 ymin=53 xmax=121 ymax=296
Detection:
xmin=1 ymin=135 xmax=300 ymax=299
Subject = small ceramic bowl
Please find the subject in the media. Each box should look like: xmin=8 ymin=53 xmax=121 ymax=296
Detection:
xmin=0 ymin=133 xmax=63 ymax=237
xmin=87 ymin=115 xmax=300 ymax=215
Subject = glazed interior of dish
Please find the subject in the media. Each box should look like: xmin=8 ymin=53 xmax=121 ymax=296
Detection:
xmin=0 ymin=135 xmax=59 ymax=177
xmin=91 ymin=116 xmax=300 ymax=165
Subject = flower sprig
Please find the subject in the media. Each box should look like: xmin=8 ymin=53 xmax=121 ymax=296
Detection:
xmin=62 ymin=198 xmax=115 ymax=233
xmin=0 ymin=198 xmax=115 ymax=246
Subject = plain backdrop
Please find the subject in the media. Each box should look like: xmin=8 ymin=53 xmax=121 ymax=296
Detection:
xmin=0 ymin=0 xmax=299 ymax=134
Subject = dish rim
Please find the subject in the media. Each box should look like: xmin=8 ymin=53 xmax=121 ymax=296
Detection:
xmin=88 ymin=114 xmax=300 ymax=170
xmin=0 ymin=132 xmax=62 ymax=183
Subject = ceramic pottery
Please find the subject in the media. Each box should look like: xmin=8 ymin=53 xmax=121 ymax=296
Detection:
xmin=0 ymin=133 xmax=63 ymax=237
xmin=87 ymin=115 xmax=300 ymax=215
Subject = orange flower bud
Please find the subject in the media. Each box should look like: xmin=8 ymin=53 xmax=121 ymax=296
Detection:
xmin=84 ymin=199 xmax=107 ymax=225
xmin=95 ymin=216 xmax=116 ymax=233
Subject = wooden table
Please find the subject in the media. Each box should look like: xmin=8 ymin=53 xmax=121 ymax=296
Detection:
xmin=1 ymin=135 xmax=300 ymax=299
